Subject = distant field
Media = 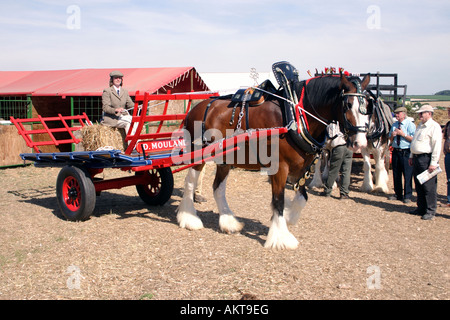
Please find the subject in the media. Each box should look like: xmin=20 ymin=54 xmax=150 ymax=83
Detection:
xmin=408 ymin=95 xmax=450 ymax=101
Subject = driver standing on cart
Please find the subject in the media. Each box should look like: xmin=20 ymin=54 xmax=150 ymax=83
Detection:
xmin=101 ymin=70 xmax=136 ymax=141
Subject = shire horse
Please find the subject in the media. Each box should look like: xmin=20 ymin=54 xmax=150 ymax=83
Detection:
xmin=360 ymin=97 xmax=393 ymax=193
xmin=177 ymin=63 xmax=371 ymax=250
xmin=309 ymin=94 xmax=393 ymax=194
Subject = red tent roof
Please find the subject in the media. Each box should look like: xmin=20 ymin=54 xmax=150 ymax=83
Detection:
xmin=0 ymin=67 xmax=209 ymax=96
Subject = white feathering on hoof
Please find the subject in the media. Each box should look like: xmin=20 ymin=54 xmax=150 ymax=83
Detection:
xmin=214 ymin=175 xmax=244 ymax=234
xmin=373 ymin=160 xmax=390 ymax=193
xmin=177 ymin=204 xmax=204 ymax=230
xmin=219 ymin=214 xmax=244 ymax=234
xmin=284 ymin=191 xmax=307 ymax=225
xmin=361 ymin=154 xmax=374 ymax=193
xmin=264 ymin=213 xmax=299 ymax=250
xmin=177 ymin=168 xmax=203 ymax=230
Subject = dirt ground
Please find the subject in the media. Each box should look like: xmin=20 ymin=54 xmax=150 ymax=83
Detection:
xmin=0 ymin=156 xmax=448 ymax=300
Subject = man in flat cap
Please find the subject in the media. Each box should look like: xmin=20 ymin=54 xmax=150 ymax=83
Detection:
xmin=101 ymin=70 xmax=136 ymax=143
xmin=388 ymin=106 xmax=416 ymax=203
xmin=408 ymin=105 xmax=443 ymax=220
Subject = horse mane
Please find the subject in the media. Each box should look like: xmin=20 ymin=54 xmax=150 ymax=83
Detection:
xmin=301 ymin=75 xmax=362 ymax=108
xmin=301 ymin=75 xmax=340 ymax=108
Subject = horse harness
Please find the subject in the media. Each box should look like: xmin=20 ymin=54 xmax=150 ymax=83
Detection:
xmin=199 ymin=62 xmax=373 ymax=189
xmin=271 ymin=64 xmax=377 ymax=189
xmin=365 ymin=93 xmax=394 ymax=142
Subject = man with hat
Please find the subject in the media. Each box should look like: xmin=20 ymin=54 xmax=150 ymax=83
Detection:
xmin=388 ymin=106 xmax=416 ymax=203
xmin=102 ymin=70 xmax=136 ymax=141
xmin=408 ymin=105 xmax=443 ymax=220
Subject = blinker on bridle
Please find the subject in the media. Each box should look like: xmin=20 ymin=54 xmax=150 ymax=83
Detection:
xmin=342 ymin=92 xmax=373 ymax=113
xmin=340 ymin=79 xmax=373 ymax=134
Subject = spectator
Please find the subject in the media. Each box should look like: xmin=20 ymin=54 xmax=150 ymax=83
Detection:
xmin=388 ymin=106 xmax=416 ymax=203
xmin=408 ymin=105 xmax=443 ymax=220
xmin=443 ymin=118 xmax=450 ymax=207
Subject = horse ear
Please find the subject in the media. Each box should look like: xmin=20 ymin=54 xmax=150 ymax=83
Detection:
xmin=339 ymin=72 xmax=352 ymax=91
xmin=361 ymin=74 xmax=371 ymax=90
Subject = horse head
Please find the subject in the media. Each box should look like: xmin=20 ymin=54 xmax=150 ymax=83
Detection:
xmin=339 ymin=73 xmax=371 ymax=153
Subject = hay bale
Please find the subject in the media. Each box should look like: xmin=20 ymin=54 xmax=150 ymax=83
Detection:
xmin=0 ymin=124 xmax=32 ymax=166
xmin=80 ymin=124 xmax=125 ymax=151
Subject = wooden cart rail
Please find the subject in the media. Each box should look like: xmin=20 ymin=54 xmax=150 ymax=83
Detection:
xmin=124 ymin=91 xmax=218 ymax=155
xmin=10 ymin=113 xmax=92 ymax=153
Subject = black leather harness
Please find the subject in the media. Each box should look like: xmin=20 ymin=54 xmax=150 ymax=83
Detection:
xmin=200 ymin=62 xmax=371 ymax=157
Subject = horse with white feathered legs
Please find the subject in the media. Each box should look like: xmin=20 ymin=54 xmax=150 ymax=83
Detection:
xmin=177 ymin=62 xmax=371 ymax=250
xmin=309 ymin=93 xmax=393 ymax=194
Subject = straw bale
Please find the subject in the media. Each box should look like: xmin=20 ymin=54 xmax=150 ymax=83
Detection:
xmin=80 ymin=124 xmax=126 ymax=151
xmin=0 ymin=124 xmax=32 ymax=166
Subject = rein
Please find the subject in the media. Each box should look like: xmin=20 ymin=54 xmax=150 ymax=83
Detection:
xmin=254 ymin=77 xmax=371 ymax=140
xmin=252 ymin=86 xmax=329 ymax=127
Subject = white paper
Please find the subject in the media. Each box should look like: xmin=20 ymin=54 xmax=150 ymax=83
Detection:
xmin=416 ymin=166 xmax=442 ymax=184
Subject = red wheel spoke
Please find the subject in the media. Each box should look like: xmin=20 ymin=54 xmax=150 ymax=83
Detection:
xmin=63 ymin=176 xmax=82 ymax=211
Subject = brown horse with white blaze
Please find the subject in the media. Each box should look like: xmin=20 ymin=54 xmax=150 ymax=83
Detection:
xmin=177 ymin=72 xmax=371 ymax=250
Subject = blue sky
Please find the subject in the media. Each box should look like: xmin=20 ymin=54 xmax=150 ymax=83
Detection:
xmin=1 ymin=0 xmax=449 ymax=94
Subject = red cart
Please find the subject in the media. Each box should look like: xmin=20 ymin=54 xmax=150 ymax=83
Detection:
xmin=11 ymin=92 xmax=287 ymax=221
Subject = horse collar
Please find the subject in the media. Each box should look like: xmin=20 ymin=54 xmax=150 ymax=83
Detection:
xmin=281 ymin=80 xmax=326 ymax=155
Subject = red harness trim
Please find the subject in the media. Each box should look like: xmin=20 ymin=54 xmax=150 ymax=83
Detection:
xmin=295 ymin=78 xmax=313 ymax=132
xmin=295 ymin=74 xmax=342 ymax=133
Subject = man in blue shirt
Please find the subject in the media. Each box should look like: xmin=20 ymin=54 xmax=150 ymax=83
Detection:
xmin=388 ymin=106 xmax=416 ymax=203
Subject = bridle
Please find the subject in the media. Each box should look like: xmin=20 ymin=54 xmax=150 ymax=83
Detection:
xmin=253 ymin=75 xmax=373 ymax=138
xmin=340 ymin=79 xmax=373 ymax=135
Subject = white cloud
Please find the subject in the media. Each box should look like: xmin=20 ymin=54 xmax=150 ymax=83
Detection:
xmin=0 ymin=0 xmax=449 ymax=93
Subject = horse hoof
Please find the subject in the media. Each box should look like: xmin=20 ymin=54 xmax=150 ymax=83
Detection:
xmin=264 ymin=236 xmax=299 ymax=250
xmin=265 ymin=214 xmax=299 ymax=250
xmin=360 ymin=185 xmax=374 ymax=193
xmin=372 ymin=186 xmax=389 ymax=194
xmin=219 ymin=215 xmax=244 ymax=234
xmin=177 ymin=211 xmax=204 ymax=230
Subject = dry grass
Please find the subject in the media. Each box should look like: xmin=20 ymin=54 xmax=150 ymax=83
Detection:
xmin=80 ymin=124 xmax=125 ymax=151
xmin=432 ymin=109 xmax=449 ymax=126
xmin=0 ymin=158 xmax=448 ymax=300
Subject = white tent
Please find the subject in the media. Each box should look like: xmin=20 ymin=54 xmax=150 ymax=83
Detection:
xmin=200 ymin=72 xmax=277 ymax=95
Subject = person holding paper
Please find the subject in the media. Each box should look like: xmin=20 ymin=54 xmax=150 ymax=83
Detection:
xmin=408 ymin=105 xmax=443 ymax=220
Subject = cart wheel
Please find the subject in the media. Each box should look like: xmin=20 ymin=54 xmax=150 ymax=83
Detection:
xmin=136 ymin=168 xmax=174 ymax=206
xmin=56 ymin=165 xmax=96 ymax=221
